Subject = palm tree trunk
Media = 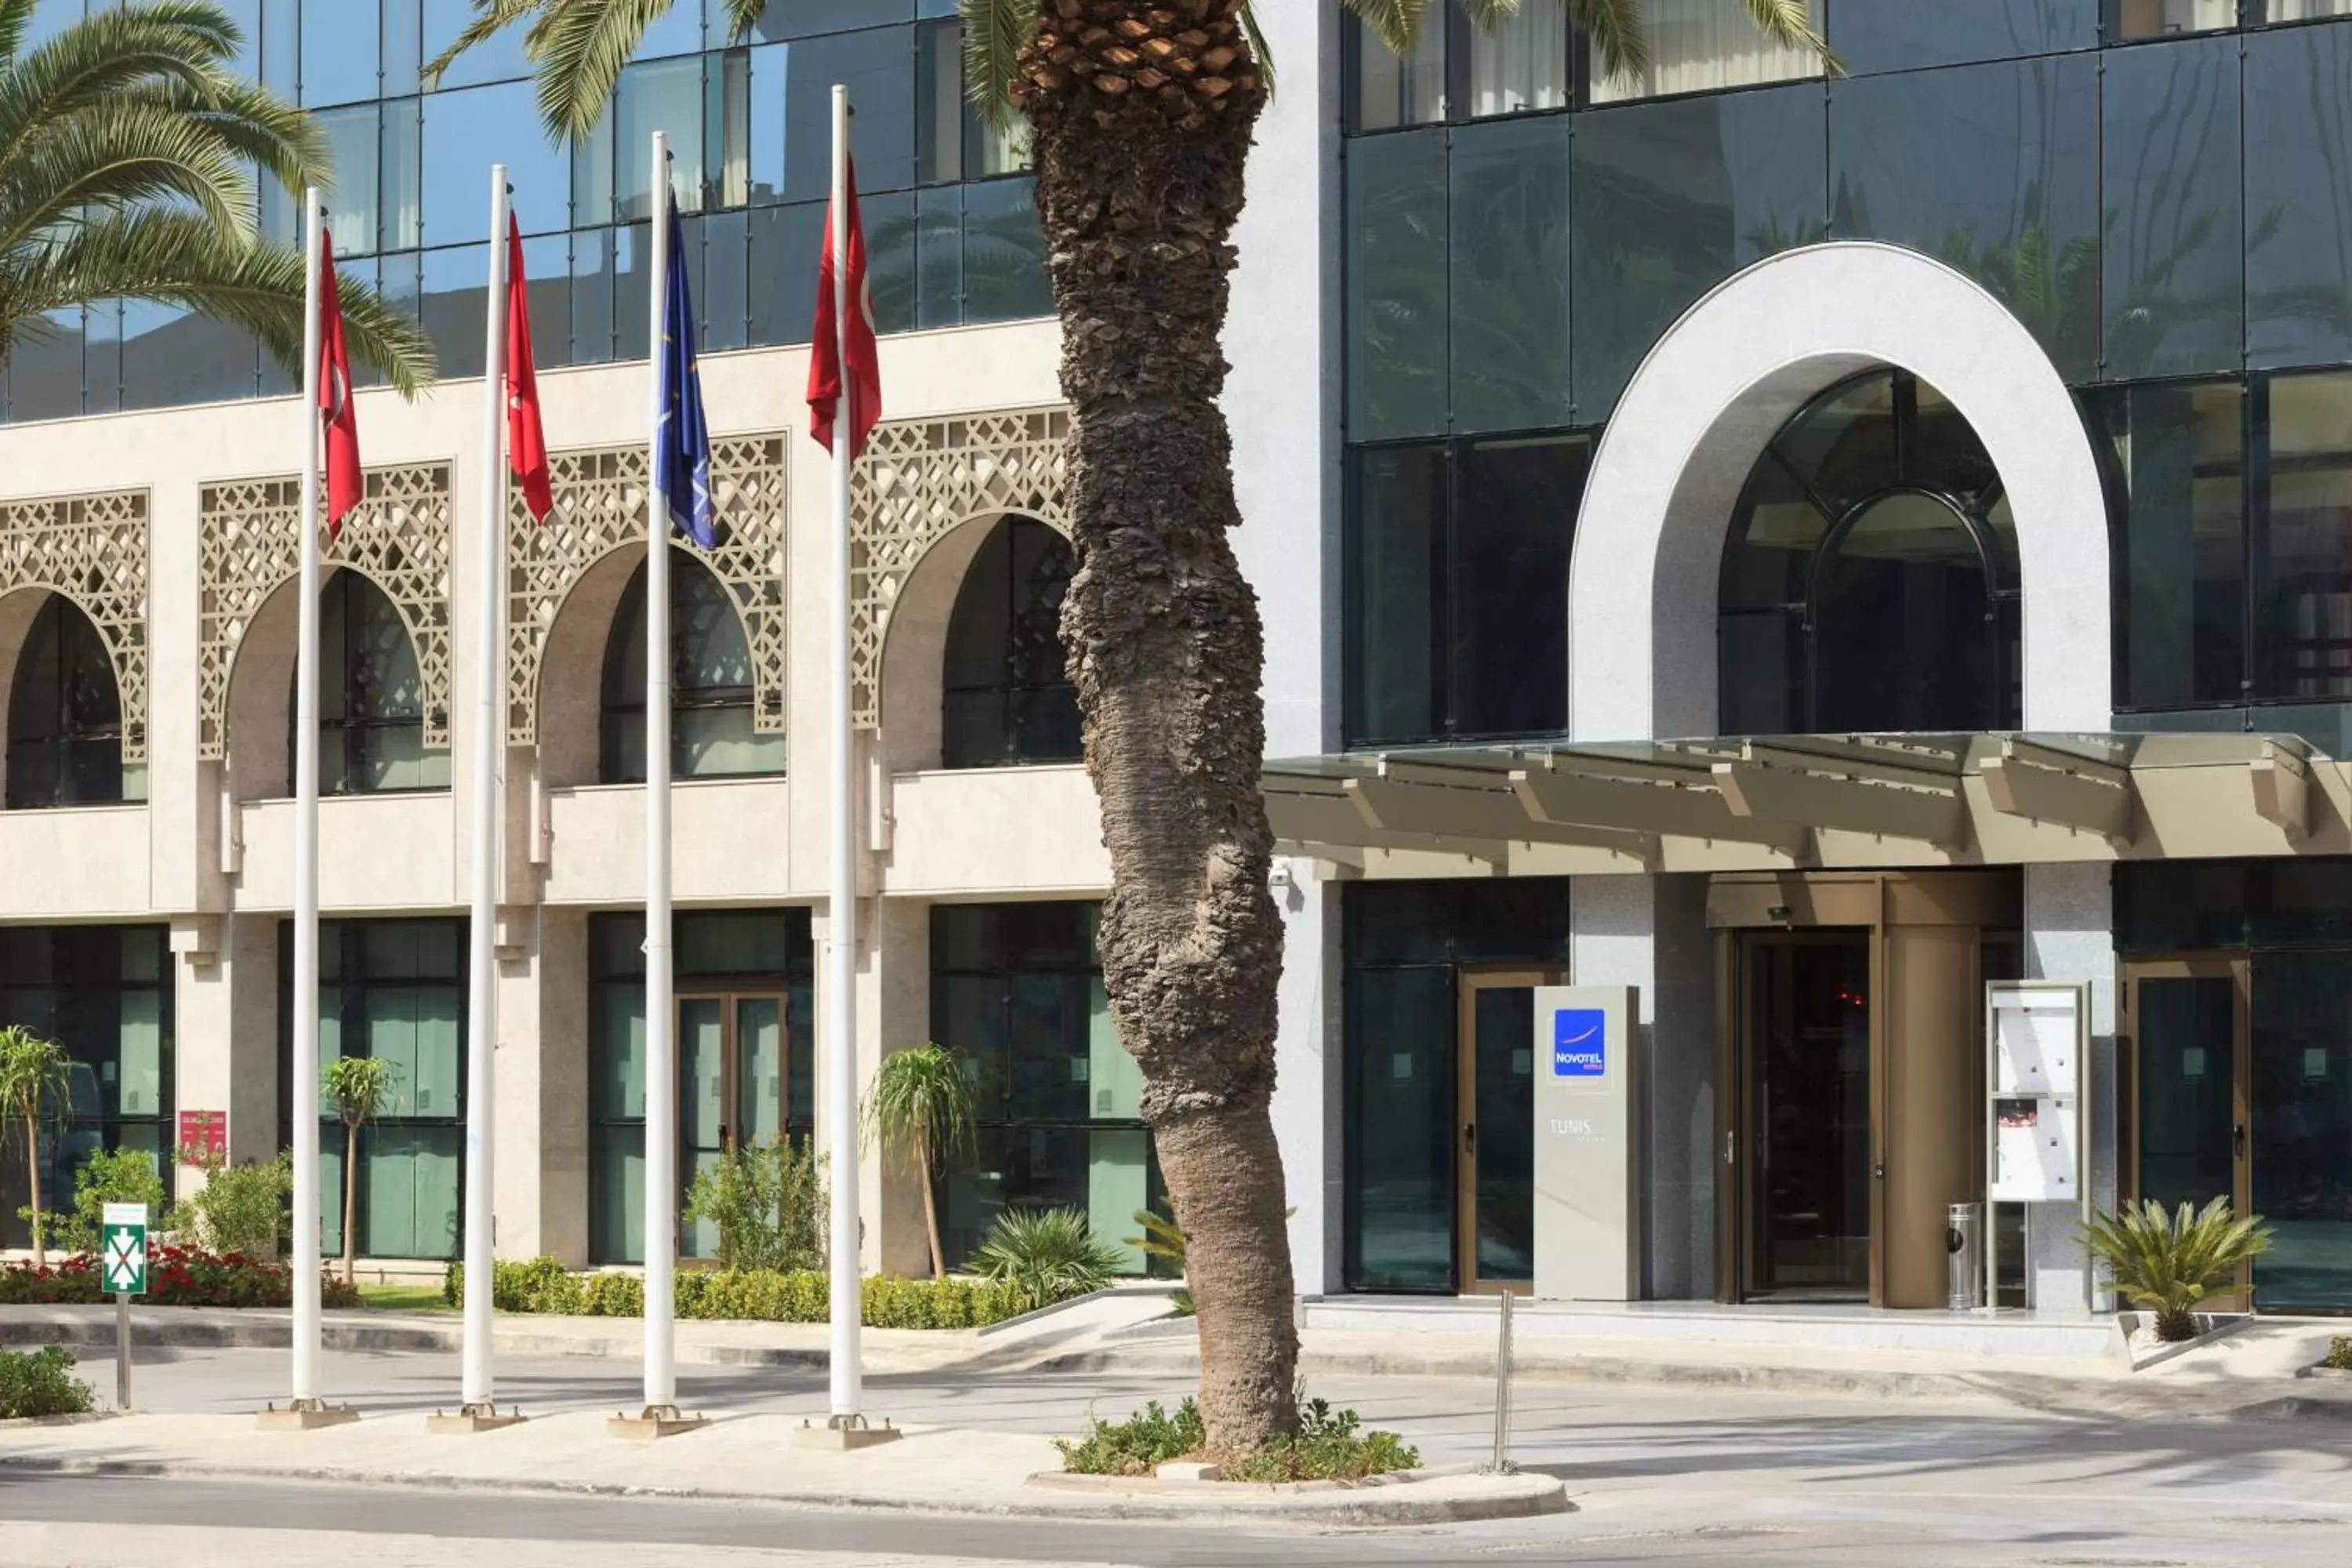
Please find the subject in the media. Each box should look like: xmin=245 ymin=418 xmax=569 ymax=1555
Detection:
xmin=1015 ymin=3 xmax=1294 ymax=1456
xmin=919 ymin=1139 xmax=946 ymax=1282
xmin=342 ymin=1121 xmax=360 ymax=1285
xmin=24 ymin=1111 xmax=44 ymax=1269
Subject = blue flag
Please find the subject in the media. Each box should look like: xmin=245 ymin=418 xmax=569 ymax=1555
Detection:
xmin=652 ymin=203 xmax=714 ymax=549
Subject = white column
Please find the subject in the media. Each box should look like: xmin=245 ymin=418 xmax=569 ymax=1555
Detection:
xmin=461 ymin=166 xmax=512 ymax=1414
xmin=641 ymin=130 xmax=677 ymax=1414
xmin=2025 ymin=862 xmax=2115 ymax=1316
xmin=824 ymin=82 xmax=864 ymax=1426
xmin=289 ymin=187 xmax=325 ymax=1407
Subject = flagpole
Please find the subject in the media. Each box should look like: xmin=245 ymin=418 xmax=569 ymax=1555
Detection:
xmin=289 ymin=184 xmax=326 ymax=1416
xmin=825 ymin=81 xmax=863 ymax=1432
xmin=641 ymin=129 xmax=678 ymax=1420
xmin=459 ymin=164 xmax=511 ymax=1425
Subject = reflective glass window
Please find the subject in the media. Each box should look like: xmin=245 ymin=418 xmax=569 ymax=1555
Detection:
xmin=634 ymin=0 xmax=700 ymax=59
xmin=1830 ymin=55 xmax=2100 ymax=382
xmin=601 ymin=554 xmax=788 ymax=782
xmin=2114 ymin=861 xmax=2250 ymax=950
xmin=1813 ymin=491 xmax=2001 ymax=732
xmin=517 ymin=232 xmax=569 ymax=370
xmin=260 ymin=0 xmax=296 ymax=96
xmin=2260 ymin=0 xmax=2352 ymax=16
xmin=1451 ymin=434 xmax=1579 ymax=735
xmin=1447 ymin=118 xmax=1570 ymax=434
xmin=2100 ymin=379 xmax=2247 ymax=709
xmin=2254 ymin=371 xmax=2352 ymax=699
xmin=422 ymin=0 xmax=529 ymax=89
xmin=784 ymin=25 xmax=916 ymax=203
xmin=318 ymin=105 xmax=380 ymax=255
xmin=301 ymin=0 xmax=379 ymax=105
xmin=700 ymin=209 xmax=750 ymax=350
xmin=1830 ymin=0 xmax=2096 ymax=72
xmin=747 ymin=41 xmax=785 ymax=204
xmin=1345 ymin=128 xmax=1447 ymax=442
xmin=1351 ymin=9 xmax=1446 ymax=131
xmin=423 ymin=81 xmax=569 ymax=244
xmin=6 ymin=596 xmax=128 ymax=808
xmin=1462 ymin=0 xmax=1571 ymax=117
xmin=1349 ymin=443 xmax=1446 ymax=743
xmin=960 ymin=178 xmax=1050 ymax=325
xmin=570 ymin=227 xmax=617 ymax=364
xmin=915 ymin=17 xmax=963 ymax=183
xmin=383 ymin=0 xmax=422 ymax=96
xmin=380 ymin=97 xmax=423 ymax=250
xmin=419 ymin=243 xmax=488 ymax=379
xmin=1571 ymin=82 xmax=1825 ymax=418
xmin=297 ymin=572 xmax=447 ymax=796
xmin=2245 ymin=24 xmax=2352 ymax=369
xmin=1590 ymin=0 xmax=1824 ymax=105
xmin=119 ymin=303 xmax=256 ymax=410
xmin=9 ymin=307 xmax=85 ymax=423
xmin=863 ymin=190 xmax=919 ymax=333
xmin=941 ymin=517 xmax=1081 ymax=769
xmin=615 ymin=55 xmax=707 ymax=221
xmin=2103 ymin=36 xmax=2242 ymax=379
xmin=2106 ymin=0 xmax=2239 ymax=37
xmin=712 ymin=46 xmax=751 ymax=206
xmin=748 ymin=0 xmax=916 ymax=41
xmin=82 ymin=300 xmax=120 ymax=416
xmin=2249 ymin=949 xmax=2352 ymax=1312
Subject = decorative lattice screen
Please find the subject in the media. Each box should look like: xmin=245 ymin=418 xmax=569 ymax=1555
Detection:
xmin=0 ymin=488 xmax=150 ymax=761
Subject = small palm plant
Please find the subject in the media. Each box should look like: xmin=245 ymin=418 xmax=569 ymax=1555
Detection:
xmin=865 ymin=1043 xmax=977 ymax=1281
xmin=2082 ymin=1196 xmax=2273 ymax=1342
xmin=0 ymin=1026 xmax=82 ymax=1267
xmin=1130 ymin=1204 xmax=1192 ymax=1316
xmin=321 ymin=1055 xmax=402 ymax=1283
xmin=967 ymin=1207 xmax=1127 ymax=1313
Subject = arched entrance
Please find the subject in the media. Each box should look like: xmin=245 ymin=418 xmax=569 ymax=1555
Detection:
xmin=1569 ymin=241 xmax=2111 ymax=742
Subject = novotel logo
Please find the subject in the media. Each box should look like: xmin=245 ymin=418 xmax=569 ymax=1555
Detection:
xmin=1552 ymin=1007 xmax=1606 ymax=1078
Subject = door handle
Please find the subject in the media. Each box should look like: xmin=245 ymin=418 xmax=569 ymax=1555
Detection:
xmin=1462 ymin=1122 xmax=1476 ymax=1155
xmin=2234 ymin=1123 xmax=2245 ymax=1160
xmin=1724 ymin=1130 xmax=1736 ymax=1167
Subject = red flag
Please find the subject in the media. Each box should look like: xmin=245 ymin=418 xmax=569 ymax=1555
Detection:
xmin=318 ymin=234 xmax=362 ymax=536
xmin=807 ymin=158 xmax=881 ymax=459
xmin=504 ymin=212 xmax=554 ymax=522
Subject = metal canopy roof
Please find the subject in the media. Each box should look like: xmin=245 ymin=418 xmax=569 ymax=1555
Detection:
xmin=1261 ymin=733 xmax=2328 ymax=875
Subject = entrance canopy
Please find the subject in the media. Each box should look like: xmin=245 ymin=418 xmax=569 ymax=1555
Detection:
xmin=1264 ymin=732 xmax=2330 ymax=876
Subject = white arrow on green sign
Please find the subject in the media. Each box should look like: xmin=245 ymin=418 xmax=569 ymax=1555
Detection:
xmin=100 ymin=1201 xmax=147 ymax=1296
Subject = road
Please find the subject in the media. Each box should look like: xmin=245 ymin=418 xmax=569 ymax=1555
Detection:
xmin=2 ymin=1344 xmax=2348 ymax=1564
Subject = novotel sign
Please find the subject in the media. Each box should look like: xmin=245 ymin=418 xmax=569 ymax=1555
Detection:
xmin=1552 ymin=1007 xmax=1606 ymax=1078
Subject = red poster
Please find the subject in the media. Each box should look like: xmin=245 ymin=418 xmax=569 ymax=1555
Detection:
xmin=177 ymin=1109 xmax=226 ymax=1160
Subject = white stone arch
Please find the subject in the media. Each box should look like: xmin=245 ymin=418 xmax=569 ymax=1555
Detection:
xmin=219 ymin=564 xmax=430 ymax=800
xmin=1569 ymin=241 xmax=2112 ymax=742
xmin=873 ymin=506 xmax=1075 ymax=771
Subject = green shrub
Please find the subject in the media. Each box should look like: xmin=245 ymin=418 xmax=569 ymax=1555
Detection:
xmin=46 ymin=1145 xmax=169 ymax=1260
xmin=2326 ymin=1336 xmax=2352 ymax=1371
xmin=446 ymin=1256 xmax=585 ymax=1315
xmin=582 ymin=1271 xmax=643 ymax=1317
xmin=1221 ymin=1399 xmax=1421 ymax=1483
xmin=2082 ymin=1196 xmax=2273 ymax=1341
xmin=0 ymin=1346 xmax=94 ymax=1420
xmin=966 ymin=1208 xmax=1127 ymax=1313
xmin=176 ymin=1149 xmax=292 ymax=1258
xmin=681 ymin=1137 xmax=826 ymax=1274
xmin=445 ymin=1257 xmax=1029 ymax=1327
xmin=1054 ymin=1397 xmax=1206 ymax=1475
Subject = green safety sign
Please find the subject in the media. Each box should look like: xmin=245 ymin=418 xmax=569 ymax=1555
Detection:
xmin=101 ymin=1202 xmax=147 ymax=1296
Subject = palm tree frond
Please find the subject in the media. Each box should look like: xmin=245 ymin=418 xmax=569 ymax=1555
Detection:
xmin=1573 ymin=0 xmax=1652 ymax=84
xmin=528 ymin=0 xmax=673 ymax=143
xmin=422 ymin=0 xmax=543 ymax=92
xmin=1341 ymin=0 xmax=1443 ymax=57
xmin=960 ymin=0 xmax=1035 ymax=132
xmin=715 ymin=0 xmax=764 ymax=44
xmin=0 ymin=0 xmax=33 ymax=68
xmin=1738 ymin=0 xmax=1828 ymax=53
xmin=1239 ymin=3 xmax=1276 ymax=98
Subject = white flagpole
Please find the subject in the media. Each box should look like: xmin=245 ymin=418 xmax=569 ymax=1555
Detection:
xmin=825 ymin=82 xmax=863 ymax=1431
xmin=641 ymin=129 xmax=678 ymax=1418
xmin=289 ymin=185 xmax=326 ymax=1414
xmin=459 ymin=165 xmax=511 ymax=1422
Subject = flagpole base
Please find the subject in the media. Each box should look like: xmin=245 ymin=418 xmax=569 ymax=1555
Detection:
xmin=255 ymin=1399 xmax=361 ymax=1432
xmin=428 ymin=1403 xmax=528 ymax=1434
xmin=793 ymin=1414 xmax=902 ymax=1451
xmin=608 ymin=1404 xmax=710 ymax=1440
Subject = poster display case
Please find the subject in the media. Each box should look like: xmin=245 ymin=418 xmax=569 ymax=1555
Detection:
xmin=1984 ymin=981 xmax=2092 ymax=1309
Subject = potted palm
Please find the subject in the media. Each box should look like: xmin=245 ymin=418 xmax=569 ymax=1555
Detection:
xmin=0 ymin=1026 xmax=82 ymax=1267
xmin=865 ymin=1043 xmax=977 ymax=1281
xmin=2082 ymin=1196 xmax=2273 ymax=1343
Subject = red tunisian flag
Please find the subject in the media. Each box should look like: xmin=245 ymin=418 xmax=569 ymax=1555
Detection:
xmin=318 ymin=234 xmax=362 ymax=537
xmin=504 ymin=212 xmax=554 ymax=521
xmin=806 ymin=158 xmax=881 ymax=458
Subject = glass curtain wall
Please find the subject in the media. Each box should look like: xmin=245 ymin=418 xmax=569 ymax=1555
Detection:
xmin=930 ymin=903 xmax=1159 ymax=1274
xmin=1343 ymin=879 xmax=1570 ymax=1293
xmin=5 ymin=596 xmax=140 ymax=808
xmin=1 ymin=2 xmax=1049 ymax=421
xmin=0 ymin=925 xmax=171 ymax=1250
xmin=600 ymin=555 xmax=789 ymax=782
xmin=279 ymin=919 xmax=464 ymax=1261
xmin=2116 ymin=861 xmax=2352 ymax=1312
xmin=588 ymin=909 xmax=814 ymax=1265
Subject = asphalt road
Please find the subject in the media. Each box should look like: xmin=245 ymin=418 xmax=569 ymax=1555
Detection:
xmin=2 ymin=1345 xmax=2350 ymax=1564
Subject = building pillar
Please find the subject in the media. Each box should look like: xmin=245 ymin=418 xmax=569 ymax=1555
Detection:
xmin=1269 ymin=864 xmax=1338 ymax=1297
xmin=2024 ymin=861 xmax=2115 ymax=1315
xmin=494 ymin=906 xmax=587 ymax=1265
xmin=858 ymin=896 xmax=932 ymax=1279
xmin=1570 ymin=873 xmax=1714 ymax=1301
xmin=170 ymin=913 xmax=278 ymax=1207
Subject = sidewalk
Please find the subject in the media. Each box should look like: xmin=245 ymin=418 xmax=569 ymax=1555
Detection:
xmin=0 ymin=1410 xmax=1566 ymax=1526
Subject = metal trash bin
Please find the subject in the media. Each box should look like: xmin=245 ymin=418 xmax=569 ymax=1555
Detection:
xmin=1946 ymin=1202 xmax=1982 ymax=1312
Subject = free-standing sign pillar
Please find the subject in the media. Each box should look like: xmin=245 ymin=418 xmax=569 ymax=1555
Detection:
xmin=1530 ymin=985 xmax=1642 ymax=1302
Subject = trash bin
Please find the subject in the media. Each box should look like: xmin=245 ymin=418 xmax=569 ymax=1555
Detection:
xmin=1946 ymin=1202 xmax=1982 ymax=1312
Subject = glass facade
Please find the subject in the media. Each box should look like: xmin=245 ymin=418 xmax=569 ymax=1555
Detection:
xmin=588 ymin=909 xmax=814 ymax=1265
xmin=279 ymin=918 xmax=464 ymax=1261
xmin=0 ymin=0 xmax=1047 ymax=422
xmin=1342 ymin=879 xmax=1570 ymax=1293
xmin=1344 ymin=6 xmax=2352 ymax=748
xmin=0 ymin=926 xmax=172 ymax=1250
xmin=5 ymin=596 xmax=143 ymax=808
xmin=299 ymin=572 xmax=448 ymax=795
xmin=600 ymin=554 xmax=789 ymax=782
xmin=930 ymin=902 xmax=1158 ymax=1274
xmin=940 ymin=517 xmax=1081 ymax=769
xmin=2116 ymin=861 xmax=2352 ymax=1312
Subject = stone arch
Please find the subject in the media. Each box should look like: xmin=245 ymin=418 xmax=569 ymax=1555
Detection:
xmin=198 ymin=463 xmax=452 ymax=762
xmin=1568 ymin=242 xmax=2112 ymax=742
xmin=874 ymin=508 xmax=1074 ymax=772
xmin=0 ymin=489 xmax=148 ymax=763
xmin=220 ymin=564 xmax=424 ymax=800
xmin=851 ymin=407 xmax=1071 ymax=731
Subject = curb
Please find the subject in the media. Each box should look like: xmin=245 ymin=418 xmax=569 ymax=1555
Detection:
xmin=0 ymin=1452 xmax=1569 ymax=1526
xmin=0 ymin=1316 xmax=846 ymax=1370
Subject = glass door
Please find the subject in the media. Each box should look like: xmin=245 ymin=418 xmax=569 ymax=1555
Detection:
xmin=1738 ymin=931 xmax=1874 ymax=1301
xmin=677 ymin=991 xmax=792 ymax=1259
xmin=1456 ymin=967 xmax=1555 ymax=1293
xmin=2123 ymin=958 xmax=2249 ymax=1310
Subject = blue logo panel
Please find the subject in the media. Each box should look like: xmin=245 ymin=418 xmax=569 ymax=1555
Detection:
xmin=1552 ymin=1008 xmax=1606 ymax=1078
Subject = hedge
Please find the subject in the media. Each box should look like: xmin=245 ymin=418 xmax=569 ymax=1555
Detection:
xmin=446 ymin=1258 xmax=1033 ymax=1329
xmin=0 ymin=1247 xmax=361 ymax=1310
